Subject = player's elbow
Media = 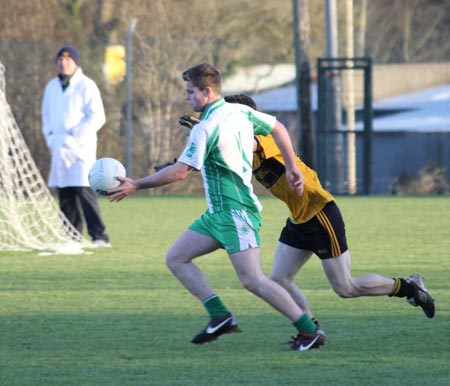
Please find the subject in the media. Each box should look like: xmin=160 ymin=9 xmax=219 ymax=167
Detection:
xmin=171 ymin=168 xmax=190 ymax=181
xmin=171 ymin=162 xmax=193 ymax=181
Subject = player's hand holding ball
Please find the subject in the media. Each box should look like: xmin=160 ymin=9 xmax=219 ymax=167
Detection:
xmin=88 ymin=157 xmax=126 ymax=196
xmin=107 ymin=175 xmax=138 ymax=203
xmin=88 ymin=157 xmax=137 ymax=202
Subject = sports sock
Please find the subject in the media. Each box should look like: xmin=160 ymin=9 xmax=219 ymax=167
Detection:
xmin=293 ymin=313 xmax=316 ymax=334
xmin=389 ymin=278 xmax=415 ymax=298
xmin=203 ymin=294 xmax=229 ymax=318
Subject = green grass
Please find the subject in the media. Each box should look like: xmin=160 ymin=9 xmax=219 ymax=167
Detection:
xmin=1 ymin=196 xmax=449 ymax=386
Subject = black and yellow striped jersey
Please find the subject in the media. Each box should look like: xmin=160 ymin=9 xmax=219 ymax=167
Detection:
xmin=253 ymin=134 xmax=334 ymax=223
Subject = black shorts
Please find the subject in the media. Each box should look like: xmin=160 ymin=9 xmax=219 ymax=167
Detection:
xmin=278 ymin=201 xmax=348 ymax=259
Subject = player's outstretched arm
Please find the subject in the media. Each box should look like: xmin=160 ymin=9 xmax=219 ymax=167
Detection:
xmin=271 ymin=121 xmax=304 ymax=196
xmin=108 ymin=162 xmax=193 ymax=202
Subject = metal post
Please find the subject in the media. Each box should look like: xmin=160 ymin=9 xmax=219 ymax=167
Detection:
xmin=363 ymin=58 xmax=373 ymax=195
xmin=317 ymin=59 xmax=327 ymax=182
xmin=125 ymin=18 xmax=137 ymax=176
xmin=345 ymin=0 xmax=356 ymax=194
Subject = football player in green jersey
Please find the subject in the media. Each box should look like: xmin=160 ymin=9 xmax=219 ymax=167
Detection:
xmin=109 ymin=64 xmax=324 ymax=351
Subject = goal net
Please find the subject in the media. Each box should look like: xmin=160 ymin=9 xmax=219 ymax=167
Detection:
xmin=0 ymin=61 xmax=92 ymax=254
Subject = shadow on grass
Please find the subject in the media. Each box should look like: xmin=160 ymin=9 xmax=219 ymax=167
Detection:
xmin=1 ymin=312 xmax=448 ymax=386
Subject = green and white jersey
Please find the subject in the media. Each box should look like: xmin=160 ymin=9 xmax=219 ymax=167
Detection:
xmin=178 ymin=98 xmax=276 ymax=214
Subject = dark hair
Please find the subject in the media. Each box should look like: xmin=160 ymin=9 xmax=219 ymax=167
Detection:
xmin=182 ymin=63 xmax=221 ymax=94
xmin=224 ymin=94 xmax=257 ymax=110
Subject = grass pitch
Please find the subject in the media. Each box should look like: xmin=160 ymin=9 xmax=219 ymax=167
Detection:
xmin=0 ymin=196 xmax=449 ymax=386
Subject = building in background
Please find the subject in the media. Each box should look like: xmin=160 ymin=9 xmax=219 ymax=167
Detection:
xmin=223 ymin=63 xmax=450 ymax=194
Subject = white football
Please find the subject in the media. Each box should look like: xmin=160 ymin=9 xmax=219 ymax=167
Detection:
xmin=88 ymin=157 xmax=126 ymax=196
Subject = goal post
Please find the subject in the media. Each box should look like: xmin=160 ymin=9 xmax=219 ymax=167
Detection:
xmin=0 ymin=61 xmax=92 ymax=253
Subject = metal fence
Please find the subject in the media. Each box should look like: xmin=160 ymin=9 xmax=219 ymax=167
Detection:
xmin=317 ymin=57 xmax=373 ymax=195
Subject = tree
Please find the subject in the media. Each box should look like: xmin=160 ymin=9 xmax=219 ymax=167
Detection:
xmin=293 ymin=0 xmax=315 ymax=168
xmin=1 ymin=0 xmax=449 ymax=188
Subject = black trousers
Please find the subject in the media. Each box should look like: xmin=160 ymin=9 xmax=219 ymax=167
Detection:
xmin=58 ymin=186 xmax=109 ymax=242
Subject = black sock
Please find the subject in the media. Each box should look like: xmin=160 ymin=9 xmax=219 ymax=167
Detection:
xmin=389 ymin=278 xmax=415 ymax=298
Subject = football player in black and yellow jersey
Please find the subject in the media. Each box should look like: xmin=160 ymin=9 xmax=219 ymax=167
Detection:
xmin=227 ymin=94 xmax=435 ymax=328
xmin=252 ymin=132 xmax=435 ymax=326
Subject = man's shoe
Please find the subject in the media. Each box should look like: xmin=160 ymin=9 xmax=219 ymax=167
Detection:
xmin=290 ymin=328 xmax=325 ymax=351
xmin=314 ymin=320 xmax=325 ymax=336
xmin=93 ymin=239 xmax=112 ymax=249
xmin=406 ymin=274 xmax=435 ymax=318
xmin=281 ymin=321 xmax=325 ymax=346
xmin=191 ymin=312 xmax=240 ymax=344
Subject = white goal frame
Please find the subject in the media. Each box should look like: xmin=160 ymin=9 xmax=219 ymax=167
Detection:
xmin=0 ymin=61 xmax=92 ymax=253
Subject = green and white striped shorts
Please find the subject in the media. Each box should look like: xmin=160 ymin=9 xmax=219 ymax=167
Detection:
xmin=189 ymin=208 xmax=261 ymax=254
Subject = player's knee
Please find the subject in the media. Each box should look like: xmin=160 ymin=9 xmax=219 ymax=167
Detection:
xmin=240 ymin=277 xmax=257 ymax=293
xmin=333 ymin=285 xmax=356 ymax=298
xmin=165 ymin=254 xmax=174 ymax=272
xmin=269 ymin=271 xmax=279 ymax=282
xmin=336 ymin=290 xmax=352 ymax=298
xmin=329 ymin=277 xmax=358 ymax=298
xmin=239 ymin=274 xmax=263 ymax=294
xmin=269 ymin=272 xmax=290 ymax=288
xmin=165 ymin=250 xmax=181 ymax=272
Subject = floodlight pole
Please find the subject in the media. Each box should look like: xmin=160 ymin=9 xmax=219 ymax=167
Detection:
xmin=125 ymin=18 xmax=137 ymax=176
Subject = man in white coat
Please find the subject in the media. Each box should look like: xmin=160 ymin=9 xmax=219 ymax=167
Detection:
xmin=41 ymin=45 xmax=110 ymax=248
